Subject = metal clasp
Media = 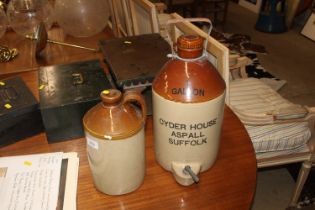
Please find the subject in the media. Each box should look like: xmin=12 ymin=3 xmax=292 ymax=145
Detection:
xmin=72 ymin=73 xmax=84 ymax=85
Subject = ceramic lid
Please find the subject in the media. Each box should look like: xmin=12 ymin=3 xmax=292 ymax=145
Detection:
xmin=83 ymin=89 xmax=146 ymax=140
xmin=153 ymin=35 xmax=226 ymax=103
xmin=177 ymin=35 xmax=203 ymax=59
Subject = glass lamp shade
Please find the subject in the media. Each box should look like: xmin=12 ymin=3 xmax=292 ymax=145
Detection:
xmin=54 ymin=0 xmax=110 ymax=37
xmin=6 ymin=0 xmax=54 ymax=37
xmin=0 ymin=7 xmax=7 ymax=38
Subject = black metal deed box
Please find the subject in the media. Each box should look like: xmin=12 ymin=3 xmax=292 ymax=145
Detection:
xmin=39 ymin=60 xmax=112 ymax=142
xmin=99 ymin=33 xmax=171 ymax=114
xmin=0 ymin=77 xmax=43 ymax=147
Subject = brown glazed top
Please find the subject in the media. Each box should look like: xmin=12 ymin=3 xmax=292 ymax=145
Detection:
xmin=83 ymin=89 xmax=146 ymax=140
xmin=177 ymin=35 xmax=203 ymax=59
xmin=153 ymin=35 xmax=226 ymax=103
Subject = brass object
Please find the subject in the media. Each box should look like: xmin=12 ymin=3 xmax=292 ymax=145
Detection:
xmin=0 ymin=1 xmax=5 ymax=10
xmin=0 ymin=1 xmax=17 ymax=63
xmin=0 ymin=45 xmax=18 ymax=62
xmin=26 ymin=22 xmax=99 ymax=57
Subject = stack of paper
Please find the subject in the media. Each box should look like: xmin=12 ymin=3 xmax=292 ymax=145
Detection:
xmin=0 ymin=152 xmax=79 ymax=210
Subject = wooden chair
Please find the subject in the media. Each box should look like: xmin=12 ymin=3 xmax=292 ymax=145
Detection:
xmin=229 ymin=54 xmax=252 ymax=79
xmin=128 ymin=0 xmax=160 ymax=35
xmin=228 ymin=56 xmax=315 ymax=207
xmin=162 ymin=0 xmax=195 ymax=17
xmin=114 ymin=0 xmax=171 ymax=39
xmin=108 ymin=0 xmax=166 ymax=37
xmin=165 ymin=13 xmax=315 ymax=208
xmin=108 ymin=0 xmax=171 ymax=38
xmin=108 ymin=0 xmax=133 ymax=37
xmin=162 ymin=0 xmax=229 ymax=29
xmin=198 ymin=0 xmax=230 ymax=28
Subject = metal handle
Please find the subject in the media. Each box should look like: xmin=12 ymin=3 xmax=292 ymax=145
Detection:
xmin=26 ymin=22 xmax=99 ymax=53
xmin=47 ymin=39 xmax=99 ymax=52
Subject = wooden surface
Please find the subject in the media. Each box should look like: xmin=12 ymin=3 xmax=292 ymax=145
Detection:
xmin=0 ymin=27 xmax=257 ymax=210
xmin=0 ymin=27 xmax=114 ymax=75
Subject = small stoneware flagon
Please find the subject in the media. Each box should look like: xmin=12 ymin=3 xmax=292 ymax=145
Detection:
xmin=83 ymin=89 xmax=146 ymax=195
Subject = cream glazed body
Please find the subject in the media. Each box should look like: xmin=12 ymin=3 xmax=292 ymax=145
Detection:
xmin=83 ymin=89 xmax=147 ymax=195
xmin=86 ymin=128 xmax=145 ymax=195
xmin=153 ymin=90 xmax=225 ymax=185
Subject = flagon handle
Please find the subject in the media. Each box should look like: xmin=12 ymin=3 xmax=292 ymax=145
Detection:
xmin=122 ymin=90 xmax=147 ymax=124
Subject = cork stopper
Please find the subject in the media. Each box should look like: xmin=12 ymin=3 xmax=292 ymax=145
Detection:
xmin=100 ymin=89 xmax=122 ymax=105
xmin=177 ymin=35 xmax=204 ymax=59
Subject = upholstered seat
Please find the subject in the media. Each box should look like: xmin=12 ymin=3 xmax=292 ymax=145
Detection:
xmin=228 ymin=73 xmax=315 ymax=208
xmin=229 ymin=78 xmax=312 ymax=153
xmin=245 ymin=122 xmax=311 ymax=153
xmin=230 ymin=78 xmax=308 ymax=125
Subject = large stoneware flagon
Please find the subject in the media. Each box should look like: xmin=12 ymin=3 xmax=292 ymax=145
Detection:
xmin=152 ymin=32 xmax=226 ymax=186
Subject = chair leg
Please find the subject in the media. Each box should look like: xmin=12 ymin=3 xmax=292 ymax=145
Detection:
xmin=289 ymin=160 xmax=312 ymax=207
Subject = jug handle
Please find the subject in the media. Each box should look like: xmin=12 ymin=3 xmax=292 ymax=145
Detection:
xmin=122 ymin=90 xmax=147 ymax=123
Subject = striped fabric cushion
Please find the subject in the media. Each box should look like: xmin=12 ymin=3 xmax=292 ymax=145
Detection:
xmin=245 ymin=123 xmax=311 ymax=153
xmin=230 ymin=78 xmax=311 ymax=153
xmin=230 ymin=78 xmax=307 ymax=125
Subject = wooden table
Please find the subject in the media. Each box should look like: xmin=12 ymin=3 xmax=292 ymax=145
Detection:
xmin=0 ymin=27 xmax=113 ymax=75
xmin=0 ymin=27 xmax=257 ymax=210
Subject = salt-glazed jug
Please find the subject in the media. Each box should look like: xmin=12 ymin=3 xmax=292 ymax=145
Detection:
xmin=152 ymin=18 xmax=226 ymax=186
xmin=83 ymin=89 xmax=146 ymax=195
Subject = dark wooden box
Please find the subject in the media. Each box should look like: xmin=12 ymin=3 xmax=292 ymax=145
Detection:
xmin=99 ymin=33 xmax=171 ymax=114
xmin=39 ymin=60 xmax=112 ymax=142
xmin=0 ymin=77 xmax=43 ymax=147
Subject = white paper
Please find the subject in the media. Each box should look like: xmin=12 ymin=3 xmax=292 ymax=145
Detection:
xmin=61 ymin=153 xmax=79 ymax=210
xmin=0 ymin=152 xmax=63 ymax=210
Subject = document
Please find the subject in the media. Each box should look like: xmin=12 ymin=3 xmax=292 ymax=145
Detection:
xmin=0 ymin=152 xmax=79 ymax=210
